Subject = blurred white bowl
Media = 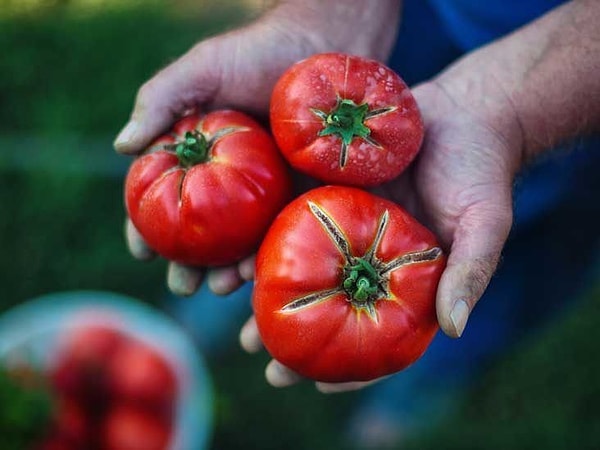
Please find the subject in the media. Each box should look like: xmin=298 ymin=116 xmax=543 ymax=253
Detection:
xmin=0 ymin=290 xmax=213 ymax=450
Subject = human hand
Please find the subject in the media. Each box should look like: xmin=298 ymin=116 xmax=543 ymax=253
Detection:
xmin=114 ymin=0 xmax=400 ymax=296
xmin=243 ymin=0 xmax=599 ymax=392
xmin=241 ymin=50 xmax=524 ymax=391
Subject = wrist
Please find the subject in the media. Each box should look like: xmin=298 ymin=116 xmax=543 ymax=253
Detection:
xmin=461 ymin=1 xmax=599 ymax=164
xmin=434 ymin=0 xmax=600 ymax=172
xmin=266 ymin=0 xmax=402 ymax=61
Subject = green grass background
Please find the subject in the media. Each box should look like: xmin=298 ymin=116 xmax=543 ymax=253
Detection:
xmin=1 ymin=2 xmax=599 ymax=449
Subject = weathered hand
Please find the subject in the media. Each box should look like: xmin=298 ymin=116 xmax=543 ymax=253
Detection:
xmin=243 ymin=54 xmax=524 ymax=391
xmin=389 ymin=76 xmax=521 ymax=338
xmin=244 ymin=0 xmax=599 ymax=393
xmin=114 ymin=13 xmax=328 ymax=296
xmin=114 ymin=0 xmax=400 ymax=296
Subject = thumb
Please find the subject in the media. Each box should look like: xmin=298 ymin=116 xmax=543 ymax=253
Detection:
xmin=436 ymin=197 xmax=513 ymax=338
xmin=114 ymin=44 xmax=219 ymax=154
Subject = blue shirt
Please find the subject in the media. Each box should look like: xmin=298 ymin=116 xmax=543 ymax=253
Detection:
xmin=427 ymin=0 xmax=566 ymax=50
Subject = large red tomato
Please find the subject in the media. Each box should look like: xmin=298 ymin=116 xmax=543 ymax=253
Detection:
xmin=270 ymin=53 xmax=423 ymax=187
xmin=252 ymin=186 xmax=445 ymax=382
xmin=125 ymin=110 xmax=291 ymax=267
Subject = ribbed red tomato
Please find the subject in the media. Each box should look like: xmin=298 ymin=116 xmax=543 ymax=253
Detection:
xmin=270 ymin=53 xmax=423 ymax=187
xmin=125 ymin=110 xmax=291 ymax=267
xmin=252 ymin=186 xmax=445 ymax=382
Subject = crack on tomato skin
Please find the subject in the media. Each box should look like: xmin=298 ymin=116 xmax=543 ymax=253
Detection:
xmin=381 ymin=247 xmax=443 ymax=275
xmin=364 ymin=210 xmax=389 ymax=261
xmin=308 ymin=201 xmax=353 ymax=261
xmin=305 ymin=204 xmax=392 ymax=320
xmin=207 ymin=126 xmax=250 ymax=147
xmin=309 ymin=108 xmax=328 ymax=122
xmin=175 ymin=169 xmax=186 ymax=205
xmin=280 ymin=287 xmax=344 ymax=312
xmin=146 ymin=141 xmax=172 ymax=155
xmin=287 ymin=204 xmax=443 ymax=324
xmin=365 ymin=106 xmax=397 ymax=120
xmin=339 ymin=140 xmax=349 ymax=169
xmin=361 ymin=134 xmax=383 ymax=150
xmin=362 ymin=301 xmax=379 ymax=323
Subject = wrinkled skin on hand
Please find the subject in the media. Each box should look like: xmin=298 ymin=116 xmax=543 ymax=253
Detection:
xmin=116 ymin=0 xmax=402 ymax=296
xmin=116 ymin=1 xmax=525 ymax=392
xmin=241 ymin=72 xmax=523 ymax=391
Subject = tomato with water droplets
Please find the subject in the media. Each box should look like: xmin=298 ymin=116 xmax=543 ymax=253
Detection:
xmin=270 ymin=53 xmax=424 ymax=187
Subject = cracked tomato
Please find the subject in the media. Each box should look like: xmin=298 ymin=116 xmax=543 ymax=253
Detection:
xmin=252 ymin=186 xmax=445 ymax=382
xmin=125 ymin=110 xmax=291 ymax=267
xmin=270 ymin=53 xmax=424 ymax=187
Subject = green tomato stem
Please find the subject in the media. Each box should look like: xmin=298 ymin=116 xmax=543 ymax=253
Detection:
xmin=318 ymin=98 xmax=371 ymax=146
xmin=343 ymin=258 xmax=380 ymax=304
xmin=175 ymin=130 xmax=210 ymax=167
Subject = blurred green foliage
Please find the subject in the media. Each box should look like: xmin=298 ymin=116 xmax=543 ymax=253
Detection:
xmin=0 ymin=3 xmax=247 ymax=136
xmin=0 ymin=1 xmax=251 ymax=305
xmin=0 ymin=368 xmax=52 ymax=449
xmin=405 ymin=286 xmax=600 ymax=450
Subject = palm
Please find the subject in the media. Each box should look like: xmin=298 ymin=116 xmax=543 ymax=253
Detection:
xmin=381 ymin=82 xmax=517 ymax=255
xmin=255 ymin=80 xmax=518 ymax=356
xmin=282 ymin=80 xmax=522 ymax=392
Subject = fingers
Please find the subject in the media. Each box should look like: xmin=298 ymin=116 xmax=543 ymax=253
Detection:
xmin=265 ymin=360 xmax=303 ymax=388
xmin=239 ymin=316 xmax=263 ymax=354
xmin=241 ymin=316 xmax=382 ymax=392
xmin=206 ymin=253 xmax=256 ymax=294
xmin=167 ymin=262 xmax=204 ymax=297
xmin=238 ymin=255 xmax=256 ymax=281
xmin=127 ymin=215 xmax=251 ymax=297
xmin=114 ymin=44 xmax=219 ymax=155
xmin=265 ymin=360 xmax=383 ymax=392
xmin=316 ymin=378 xmax=384 ymax=394
xmin=436 ymin=200 xmax=513 ymax=338
xmin=125 ymin=218 xmax=155 ymax=260
xmin=207 ymin=266 xmax=245 ymax=295
xmin=239 ymin=318 xmax=304 ymax=388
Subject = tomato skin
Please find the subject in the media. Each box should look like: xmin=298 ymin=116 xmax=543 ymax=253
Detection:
xmin=270 ymin=53 xmax=424 ymax=187
xmin=51 ymin=326 xmax=125 ymax=405
xmin=252 ymin=186 xmax=445 ymax=382
xmin=101 ymin=403 xmax=171 ymax=450
xmin=106 ymin=340 xmax=176 ymax=412
xmin=50 ymin=396 xmax=92 ymax=447
xmin=125 ymin=110 xmax=292 ymax=267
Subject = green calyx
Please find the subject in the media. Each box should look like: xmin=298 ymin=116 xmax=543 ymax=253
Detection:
xmin=343 ymin=258 xmax=381 ymax=304
xmin=174 ymin=130 xmax=210 ymax=167
xmin=318 ymin=98 xmax=371 ymax=146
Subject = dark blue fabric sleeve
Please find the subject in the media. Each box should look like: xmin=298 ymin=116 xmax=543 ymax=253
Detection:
xmin=426 ymin=0 xmax=566 ymax=51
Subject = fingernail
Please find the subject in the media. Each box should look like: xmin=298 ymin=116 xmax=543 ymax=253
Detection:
xmin=114 ymin=121 xmax=138 ymax=150
xmin=450 ymin=299 xmax=470 ymax=338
